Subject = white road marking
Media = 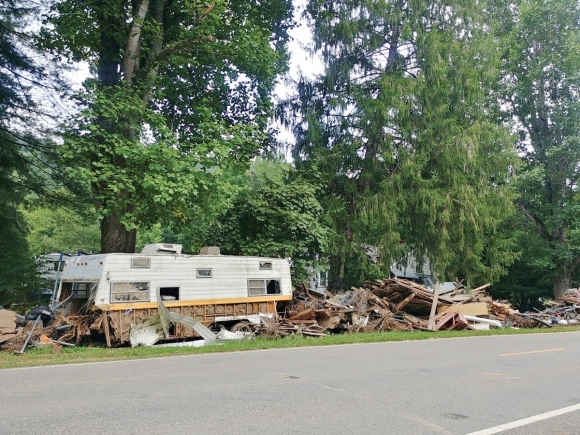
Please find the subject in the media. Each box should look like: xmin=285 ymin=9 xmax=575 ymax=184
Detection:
xmin=464 ymin=403 xmax=580 ymax=435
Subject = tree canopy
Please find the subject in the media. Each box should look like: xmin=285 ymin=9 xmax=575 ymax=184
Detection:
xmin=282 ymin=0 xmax=518 ymax=288
xmin=4 ymin=0 xmax=580 ymax=304
xmin=41 ymin=0 xmax=294 ymax=253
xmin=0 ymin=0 xmax=51 ymax=304
xmin=493 ymin=0 xmax=580 ymax=298
xmin=205 ymin=159 xmax=329 ymax=282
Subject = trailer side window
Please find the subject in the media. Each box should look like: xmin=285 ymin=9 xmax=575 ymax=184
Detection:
xmin=160 ymin=287 xmax=179 ymax=301
xmin=131 ymin=257 xmax=151 ymax=268
xmin=248 ymin=279 xmax=281 ymax=296
xmin=196 ymin=269 xmax=212 ymax=278
xmin=111 ymin=282 xmax=150 ymax=302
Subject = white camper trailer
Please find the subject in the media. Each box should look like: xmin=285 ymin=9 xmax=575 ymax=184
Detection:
xmin=56 ymin=244 xmax=292 ymax=346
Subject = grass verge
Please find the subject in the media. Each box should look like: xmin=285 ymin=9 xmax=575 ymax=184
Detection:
xmin=2 ymin=326 xmax=579 ymax=370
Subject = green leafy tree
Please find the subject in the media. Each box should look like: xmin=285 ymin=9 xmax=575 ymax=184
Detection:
xmin=489 ymin=213 xmax=553 ymax=309
xmin=42 ymin=0 xmax=293 ymax=253
xmin=283 ymin=0 xmax=518 ymax=289
xmin=205 ymin=159 xmax=329 ymax=283
xmin=493 ymin=0 xmax=580 ymax=298
xmin=23 ymin=202 xmax=163 ymax=256
xmin=23 ymin=205 xmax=101 ymax=255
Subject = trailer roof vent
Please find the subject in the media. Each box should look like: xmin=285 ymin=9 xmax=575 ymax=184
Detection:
xmin=199 ymin=246 xmax=220 ymax=255
xmin=140 ymin=243 xmax=183 ymax=255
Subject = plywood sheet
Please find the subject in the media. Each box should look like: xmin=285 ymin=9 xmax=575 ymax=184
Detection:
xmin=0 ymin=309 xmax=17 ymax=334
xmin=437 ymin=302 xmax=489 ymax=316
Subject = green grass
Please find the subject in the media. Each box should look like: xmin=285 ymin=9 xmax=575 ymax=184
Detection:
xmin=2 ymin=326 xmax=579 ymax=370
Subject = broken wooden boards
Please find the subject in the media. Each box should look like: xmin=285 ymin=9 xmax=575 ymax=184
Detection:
xmin=263 ymin=278 xmax=512 ymax=336
xmin=129 ymin=288 xmax=250 ymax=347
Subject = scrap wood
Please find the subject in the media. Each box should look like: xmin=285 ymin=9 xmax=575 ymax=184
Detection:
xmin=470 ymin=283 xmax=492 ymax=293
xmin=448 ymin=280 xmax=466 ymax=296
xmin=434 ymin=311 xmax=468 ymax=331
xmin=437 ymin=302 xmax=489 ymax=316
xmin=291 ymin=319 xmax=318 ymax=326
xmin=396 ymin=293 xmax=415 ymax=311
xmin=0 ymin=309 xmax=17 ymax=335
xmin=318 ymin=316 xmax=341 ymax=329
xmin=1 ymin=309 xmax=80 ymax=352
xmin=519 ymin=313 xmax=552 ymax=328
xmin=289 ymin=308 xmax=316 ymax=321
xmin=427 ymin=281 xmax=441 ymax=330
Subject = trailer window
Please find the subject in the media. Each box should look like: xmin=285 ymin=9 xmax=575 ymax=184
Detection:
xmin=131 ymin=257 xmax=151 ymax=268
xmin=160 ymin=287 xmax=179 ymax=301
xmin=259 ymin=261 xmax=272 ymax=270
xmin=248 ymin=279 xmax=281 ymax=296
xmin=111 ymin=282 xmax=150 ymax=302
xmin=196 ymin=268 xmax=212 ymax=278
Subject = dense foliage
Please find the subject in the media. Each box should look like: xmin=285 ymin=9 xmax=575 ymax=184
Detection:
xmin=0 ymin=0 xmax=50 ymax=304
xmin=282 ymin=0 xmax=518 ymax=288
xmin=42 ymin=0 xmax=293 ymax=253
xmin=205 ymin=159 xmax=329 ymax=282
xmin=2 ymin=0 xmax=580 ymax=303
xmin=492 ymin=0 xmax=580 ymax=298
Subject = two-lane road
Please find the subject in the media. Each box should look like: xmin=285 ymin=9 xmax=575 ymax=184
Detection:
xmin=1 ymin=332 xmax=579 ymax=434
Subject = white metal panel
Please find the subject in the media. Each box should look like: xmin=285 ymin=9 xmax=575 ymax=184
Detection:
xmin=89 ymin=254 xmax=292 ymax=305
xmin=61 ymin=255 xmax=108 ymax=281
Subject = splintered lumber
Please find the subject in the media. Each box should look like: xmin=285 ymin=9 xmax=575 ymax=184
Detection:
xmin=291 ymin=320 xmax=318 ymax=326
xmin=102 ymin=312 xmax=112 ymax=348
xmin=437 ymin=302 xmax=489 ymax=316
xmin=470 ymin=283 xmax=491 ymax=293
xmin=363 ymin=278 xmax=451 ymax=316
xmin=396 ymin=293 xmax=415 ymax=311
xmin=318 ymin=316 xmax=341 ymax=329
xmin=434 ymin=312 xmax=468 ymax=331
xmin=289 ymin=308 xmax=316 ymax=321
xmin=427 ymin=281 xmax=441 ymax=330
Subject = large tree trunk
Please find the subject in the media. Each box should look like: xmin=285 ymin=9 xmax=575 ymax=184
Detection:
xmin=553 ymin=269 xmax=572 ymax=299
xmin=100 ymin=213 xmax=137 ymax=253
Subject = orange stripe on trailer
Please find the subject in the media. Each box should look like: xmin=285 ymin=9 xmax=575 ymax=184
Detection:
xmin=95 ymin=294 xmax=292 ymax=311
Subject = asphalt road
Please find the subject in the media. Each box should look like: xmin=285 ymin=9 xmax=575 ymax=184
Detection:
xmin=1 ymin=332 xmax=579 ymax=435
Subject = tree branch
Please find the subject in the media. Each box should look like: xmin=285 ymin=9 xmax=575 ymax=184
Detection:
xmin=566 ymin=255 xmax=580 ymax=275
xmin=151 ymin=35 xmax=215 ymax=67
xmin=124 ymin=0 xmax=151 ymax=85
xmin=517 ymin=200 xmax=551 ymax=241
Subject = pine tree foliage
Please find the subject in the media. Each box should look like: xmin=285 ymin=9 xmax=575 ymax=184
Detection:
xmin=0 ymin=0 xmax=48 ymax=304
xmin=283 ymin=0 xmax=518 ymax=287
xmin=493 ymin=0 xmax=580 ymax=298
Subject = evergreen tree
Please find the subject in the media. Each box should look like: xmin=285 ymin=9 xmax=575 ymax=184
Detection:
xmin=0 ymin=0 xmax=48 ymax=304
xmin=494 ymin=0 xmax=580 ymax=298
xmin=283 ymin=0 xmax=518 ymax=289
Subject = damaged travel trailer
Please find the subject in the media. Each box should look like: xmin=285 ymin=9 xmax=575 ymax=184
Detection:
xmin=55 ymin=244 xmax=292 ymax=346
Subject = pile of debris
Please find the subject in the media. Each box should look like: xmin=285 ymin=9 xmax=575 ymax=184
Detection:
xmin=0 ymin=307 xmax=92 ymax=353
xmin=507 ymin=290 xmax=580 ymax=328
xmin=3 ymin=280 xmax=580 ymax=352
xmin=260 ymin=279 xmax=579 ymax=336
